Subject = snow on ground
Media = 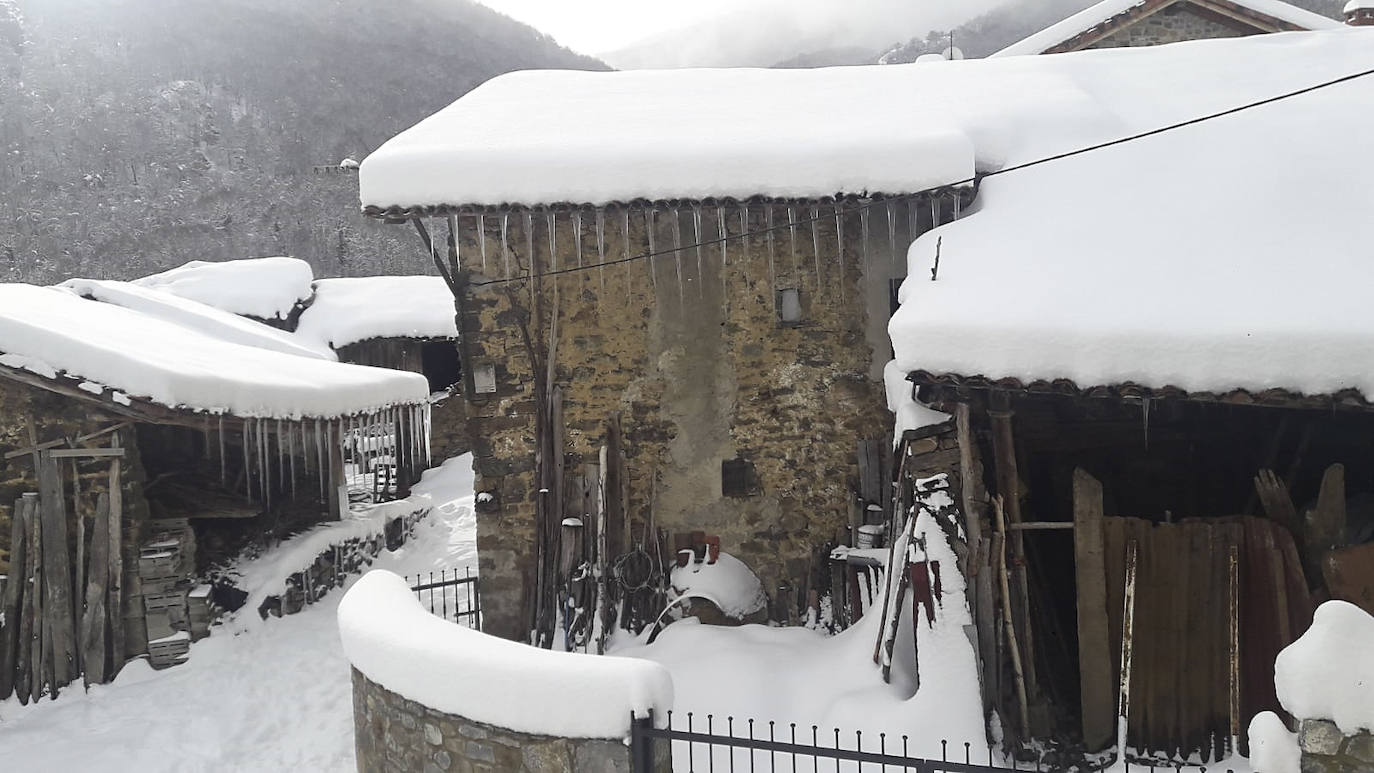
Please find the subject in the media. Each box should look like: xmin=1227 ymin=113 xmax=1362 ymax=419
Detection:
xmin=295 ymin=276 xmax=458 ymax=351
xmin=1275 ymin=600 xmax=1374 ymax=734
xmin=132 ymin=257 xmax=315 ymax=321
xmin=0 ymin=284 xmax=429 ymax=419
xmin=892 ymin=31 xmax=1374 ymax=399
xmin=0 ymin=455 xmax=476 ymax=773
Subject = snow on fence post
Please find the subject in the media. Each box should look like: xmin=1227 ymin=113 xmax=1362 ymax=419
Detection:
xmin=339 ymin=570 xmax=673 ymax=773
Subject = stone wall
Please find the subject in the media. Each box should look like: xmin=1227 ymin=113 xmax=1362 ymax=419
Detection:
xmin=429 ymin=393 xmax=469 ymax=462
xmin=1085 ymin=5 xmax=1251 ymax=50
xmin=0 ymin=378 xmax=154 ymax=659
xmin=458 ymin=200 xmax=958 ymax=639
xmin=351 ymin=668 xmax=667 ymax=773
xmin=1298 ymin=719 xmax=1374 ymax=773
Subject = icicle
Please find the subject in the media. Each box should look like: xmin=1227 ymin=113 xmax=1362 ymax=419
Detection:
xmin=242 ymin=420 xmax=252 ymax=500
xmin=931 ymin=197 xmax=939 ymax=232
xmin=372 ymin=410 xmax=381 ymax=501
xmin=859 ymin=206 xmax=871 ymax=269
xmin=574 ymin=211 xmax=584 ymax=269
xmin=787 ymin=205 xmax=800 ymax=281
xmin=523 ymin=212 xmax=535 ymax=280
xmin=276 ymin=418 xmax=284 ymax=485
xmin=810 ymin=206 xmax=822 ymax=292
xmin=646 ymin=208 xmax=658 ymax=291
xmin=302 ymin=420 xmax=312 ymax=476
xmin=547 ymin=211 xmax=559 ymax=309
xmin=671 ymin=208 xmax=685 ymax=305
xmin=954 ymin=192 xmax=962 ymax=221
xmin=259 ymin=416 xmax=270 ymax=509
xmin=595 ymin=208 xmax=606 ymax=301
xmin=1142 ymin=397 xmax=1151 ymax=450
xmin=218 ymin=415 xmax=226 ymax=487
xmin=478 ymin=214 xmax=488 ymax=274
xmin=909 ymin=199 xmax=918 ymax=242
xmin=288 ymin=419 xmax=297 ymax=500
xmin=766 ymin=205 xmax=777 ymax=285
xmin=887 ymin=200 xmax=899 ymax=268
xmin=203 ymin=419 xmax=211 ymax=457
xmin=501 ymin=212 xmax=511 ymax=280
xmin=692 ymin=205 xmax=704 ymax=299
xmin=836 ymin=205 xmax=847 ymax=304
xmin=315 ymin=419 xmax=326 ymax=501
xmin=325 ymin=420 xmax=337 ymax=508
xmin=718 ymin=206 xmax=729 ymax=297
xmin=424 ymin=404 xmax=432 ymax=466
xmin=622 ymin=208 xmax=632 ymax=295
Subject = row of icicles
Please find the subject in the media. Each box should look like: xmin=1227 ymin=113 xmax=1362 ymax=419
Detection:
xmin=205 ymin=403 xmax=431 ymax=508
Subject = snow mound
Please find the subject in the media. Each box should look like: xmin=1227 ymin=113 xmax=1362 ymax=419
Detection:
xmin=133 ymin=257 xmax=315 ymax=321
xmin=670 ymin=551 xmax=766 ymax=619
xmin=992 ymin=0 xmax=1338 ymax=58
xmin=1275 ymin=600 xmax=1374 ymax=734
xmin=296 ymin=276 xmax=457 ymax=350
xmin=884 ymin=359 xmax=951 ymax=441
xmin=62 ymin=279 xmax=335 ymax=361
xmin=339 ymin=570 xmax=673 ymax=739
xmin=0 ymin=284 xmax=429 ymax=419
xmin=891 ymin=31 xmax=1374 ymax=399
xmin=1248 ymin=711 xmax=1300 ymax=773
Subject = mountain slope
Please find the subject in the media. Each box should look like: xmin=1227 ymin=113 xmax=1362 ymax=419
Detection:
xmin=0 ymin=0 xmax=605 ymax=283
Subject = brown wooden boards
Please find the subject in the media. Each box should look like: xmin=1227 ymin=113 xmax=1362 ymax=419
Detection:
xmin=37 ymin=451 xmax=77 ymax=690
xmin=0 ymin=496 xmax=29 ymax=700
xmin=1072 ymin=469 xmax=1114 ymax=751
xmin=80 ymin=493 xmax=111 ymax=686
xmin=108 ymin=434 xmax=125 ymax=671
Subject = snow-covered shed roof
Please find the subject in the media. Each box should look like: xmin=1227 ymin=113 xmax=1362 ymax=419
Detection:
xmin=1347 ymin=0 xmax=1374 ymax=13
xmin=890 ymin=31 xmax=1374 ymax=404
xmin=295 ymin=276 xmax=458 ymax=351
xmin=993 ymin=0 xmax=1338 ymax=58
xmin=132 ymin=257 xmax=315 ymax=321
xmin=0 ymin=284 xmax=430 ymax=420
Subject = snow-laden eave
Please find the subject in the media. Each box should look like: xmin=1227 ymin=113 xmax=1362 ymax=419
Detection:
xmin=360 ymin=189 xmax=974 ymax=222
xmin=906 ymin=369 xmax=1374 ymax=414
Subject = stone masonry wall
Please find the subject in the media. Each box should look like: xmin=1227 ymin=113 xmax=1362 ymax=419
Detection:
xmin=0 ymin=378 xmax=154 ymax=659
xmin=1298 ymin=719 xmax=1374 ymax=773
xmin=351 ymin=667 xmax=667 ymax=773
xmin=459 ymin=201 xmax=936 ymax=639
xmin=1085 ymin=4 xmax=1252 ymax=50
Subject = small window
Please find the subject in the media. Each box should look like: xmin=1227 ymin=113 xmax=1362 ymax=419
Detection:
xmin=776 ymin=288 xmax=803 ymax=326
xmin=472 ymin=363 xmax=497 ymax=395
xmin=722 ymin=458 xmax=761 ymax=498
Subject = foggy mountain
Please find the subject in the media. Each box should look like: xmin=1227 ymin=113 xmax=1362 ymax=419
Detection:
xmin=0 ymin=0 xmax=604 ymax=285
xmin=599 ymin=0 xmax=1009 ymax=69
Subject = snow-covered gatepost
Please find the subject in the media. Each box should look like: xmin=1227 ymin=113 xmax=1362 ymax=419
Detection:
xmin=339 ymin=571 xmax=673 ymax=772
xmin=0 ymin=281 xmax=432 ymax=698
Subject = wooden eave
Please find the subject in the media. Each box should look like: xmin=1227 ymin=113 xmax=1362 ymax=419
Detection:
xmin=361 ymin=189 xmax=976 ymax=223
xmin=907 ymin=369 xmax=1374 ymax=413
xmin=1043 ymin=0 xmax=1311 ymax=55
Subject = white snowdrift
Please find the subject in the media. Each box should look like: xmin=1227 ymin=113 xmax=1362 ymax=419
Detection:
xmin=1275 ymin=600 xmax=1374 ymax=735
xmin=132 ymin=257 xmax=315 ymax=321
xmin=339 ymin=570 xmax=673 ymax=739
xmin=1248 ymin=711 xmax=1300 ymax=773
xmin=295 ymin=276 xmax=457 ymax=350
xmin=884 ymin=359 xmax=951 ymax=441
xmin=0 ymin=284 xmax=429 ymax=419
xmin=992 ymin=0 xmax=1338 ymax=58
xmin=62 ymin=279 xmax=336 ymax=361
xmin=669 ymin=551 xmax=766 ymax=619
xmin=891 ymin=31 xmax=1374 ymax=399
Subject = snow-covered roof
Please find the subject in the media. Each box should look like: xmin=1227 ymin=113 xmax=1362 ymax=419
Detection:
xmin=992 ymin=0 xmax=1339 ymax=58
xmin=132 ymin=257 xmax=315 ymax=321
xmin=1347 ymin=0 xmax=1374 ymax=13
xmin=890 ymin=31 xmax=1374 ymax=401
xmin=295 ymin=276 xmax=458 ymax=350
xmin=0 ymin=284 xmax=430 ymax=419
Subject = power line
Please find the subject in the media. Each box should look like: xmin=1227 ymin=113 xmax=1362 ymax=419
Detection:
xmin=466 ymin=64 xmax=1374 ymax=288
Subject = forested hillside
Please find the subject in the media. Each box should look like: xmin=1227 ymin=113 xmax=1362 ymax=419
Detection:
xmin=0 ymin=0 xmax=604 ymax=284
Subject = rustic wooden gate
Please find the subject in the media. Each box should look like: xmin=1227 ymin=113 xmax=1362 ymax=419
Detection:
xmin=1075 ymin=470 xmax=1311 ymax=761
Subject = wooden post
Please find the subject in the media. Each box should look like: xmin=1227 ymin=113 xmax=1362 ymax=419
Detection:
xmin=81 ymin=493 xmax=110 ymax=686
xmin=1 ymin=496 xmax=29 ymax=700
xmin=1227 ymin=542 xmax=1241 ymax=755
xmin=107 ymin=435 xmax=125 ymax=673
xmin=1117 ymin=539 xmax=1140 ymax=761
xmin=1074 ymin=468 xmax=1115 ymax=751
xmin=956 ymin=403 xmax=997 ymax=719
xmin=328 ymin=424 xmax=347 ymax=521
xmin=27 ymin=489 xmax=43 ymax=701
xmin=37 ymin=451 xmax=76 ymax=690
xmin=988 ymin=394 xmax=1039 ymax=708
xmin=14 ymin=495 xmax=37 ymax=704
xmin=993 ymin=495 xmax=1031 ymax=741
xmin=72 ymin=458 xmax=84 ymax=681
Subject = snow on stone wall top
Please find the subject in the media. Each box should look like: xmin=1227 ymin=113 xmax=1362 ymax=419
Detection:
xmin=0 ymin=284 xmax=429 ymax=419
xmin=889 ymin=31 xmax=1374 ymax=399
xmin=295 ymin=276 xmax=457 ymax=350
xmin=62 ymin=279 xmax=337 ymax=361
xmin=1275 ymin=601 xmax=1374 ymax=734
xmin=133 ymin=257 xmax=315 ymax=321
xmin=338 ymin=570 xmax=673 ymax=739
xmin=992 ymin=0 xmax=1339 ymax=57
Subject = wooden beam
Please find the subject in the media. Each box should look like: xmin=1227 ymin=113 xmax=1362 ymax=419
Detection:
xmin=987 ymin=394 xmax=1040 ymax=709
xmin=1073 ymin=469 xmax=1115 ymax=752
xmin=1010 ymin=521 xmax=1075 ymax=531
xmin=107 ymin=434 xmax=125 ymax=676
xmin=45 ymin=448 xmax=125 ymax=459
xmin=956 ymin=402 xmax=997 ymax=725
xmin=3 ymin=421 xmax=131 ymax=461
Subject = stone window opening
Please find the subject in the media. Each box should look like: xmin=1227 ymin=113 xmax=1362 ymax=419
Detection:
xmin=775 ymin=288 xmax=803 ymax=326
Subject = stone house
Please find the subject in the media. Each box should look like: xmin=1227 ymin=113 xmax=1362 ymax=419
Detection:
xmin=0 ymin=282 xmax=430 ymax=700
xmin=992 ymin=0 xmax=1339 ymax=57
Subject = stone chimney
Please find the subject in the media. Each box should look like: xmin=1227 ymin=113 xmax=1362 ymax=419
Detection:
xmin=1346 ymin=0 xmax=1374 ymax=26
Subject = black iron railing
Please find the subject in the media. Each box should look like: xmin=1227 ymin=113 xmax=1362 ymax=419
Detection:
xmin=629 ymin=711 xmax=1241 ymax=773
xmin=406 ymin=567 xmax=480 ymax=629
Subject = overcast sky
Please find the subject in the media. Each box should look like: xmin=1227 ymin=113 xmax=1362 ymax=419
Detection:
xmin=473 ymin=1 xmax=743 ymax=54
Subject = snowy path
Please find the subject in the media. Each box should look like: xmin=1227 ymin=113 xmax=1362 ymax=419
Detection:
xmin=0 ymin=456 xmax=475 ymax=772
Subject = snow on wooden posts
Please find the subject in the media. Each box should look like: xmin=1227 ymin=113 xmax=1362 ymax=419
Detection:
xmin=338 ymin=570 xmax=673 ymax=740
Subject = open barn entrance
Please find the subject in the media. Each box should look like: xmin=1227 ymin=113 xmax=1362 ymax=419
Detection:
xmin=940 ymin=388 xmax=1374 ymax=762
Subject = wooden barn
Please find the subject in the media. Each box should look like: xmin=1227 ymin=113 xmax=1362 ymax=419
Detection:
xmin=0 ymin=282 xmax=430 ymax=702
